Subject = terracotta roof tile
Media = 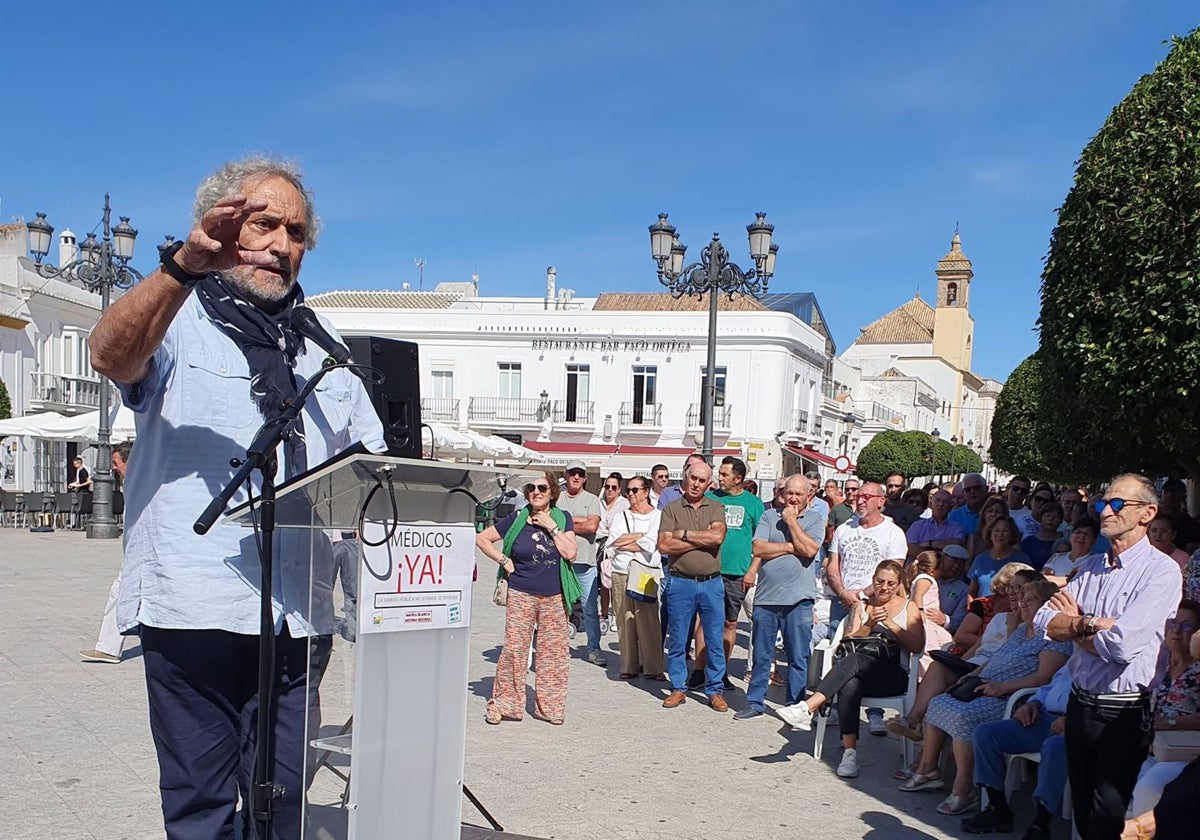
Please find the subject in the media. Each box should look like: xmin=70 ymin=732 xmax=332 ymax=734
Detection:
xmin=856 ymin=295 xmax=935 ymax=343
xmin=592 ymin=292 xmax=766 ymax=312
xmin=307 ymin=290 xmax=463 ymax=309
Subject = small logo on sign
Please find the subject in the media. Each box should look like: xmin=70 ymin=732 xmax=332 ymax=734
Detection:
xmin=372 ymin=612 xmax=384 ymax=627
xmin=448 ymin=603 xmax=461 ymax=623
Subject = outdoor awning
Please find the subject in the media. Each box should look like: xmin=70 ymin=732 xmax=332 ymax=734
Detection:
xmin=784 ymin=443 xmax=855 ymax=473
xmin=0 ymin=408 xmax=137 ymax=442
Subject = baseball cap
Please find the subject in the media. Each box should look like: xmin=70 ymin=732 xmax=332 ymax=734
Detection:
xmin=941 ymin=544 xmax=970 ymax=562
xmin=565 ymin=460 xmax=587 ymax=474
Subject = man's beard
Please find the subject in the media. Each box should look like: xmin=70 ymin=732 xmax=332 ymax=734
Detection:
xmin=220 ymin=264 xmax=297 ymax=312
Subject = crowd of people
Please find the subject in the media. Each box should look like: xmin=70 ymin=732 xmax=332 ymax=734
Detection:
xmin=479 ymin=458 xmax=1200 ymax=840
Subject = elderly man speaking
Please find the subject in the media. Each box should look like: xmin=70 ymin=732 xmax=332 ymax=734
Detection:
xmin=90 ymin=157 xmax=384 ymax=839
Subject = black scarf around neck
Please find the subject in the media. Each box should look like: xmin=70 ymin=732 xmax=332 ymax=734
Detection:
xmin=195 ymin=274 xmax=308 ymax=477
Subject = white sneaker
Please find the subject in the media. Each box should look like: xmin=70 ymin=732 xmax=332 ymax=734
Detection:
xmin=776 ymin=702 xmax=813 ymax=731
xmin=867 ymin=708 xmax=886 ymax=736
xmin=836 ymin=748 xmax=859 ymax=778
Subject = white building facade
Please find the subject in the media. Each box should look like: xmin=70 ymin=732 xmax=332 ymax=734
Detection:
xmin=0 ymin=224 xmax=111 ymax=491
xmin=311 ymin=278 xmax=835 ymax=483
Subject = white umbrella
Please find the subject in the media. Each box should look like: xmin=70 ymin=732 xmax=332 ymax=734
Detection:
xmin=476 ymin=433 xmax=546 ymax=463
xmin=0 ymin=407 xmax=137 ymax=442
xmin=0 ymin=411 xmax=69 ymax=437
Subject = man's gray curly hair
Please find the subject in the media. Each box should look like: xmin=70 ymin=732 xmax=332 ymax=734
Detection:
xmin=193 ymin=156 xmax=321 ymax=249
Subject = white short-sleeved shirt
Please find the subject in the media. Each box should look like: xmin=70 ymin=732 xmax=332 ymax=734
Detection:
xmin=829 ymin=515 xmax=909 ymax=592
xmin=117 ymin=296 xmax=386 ymax=636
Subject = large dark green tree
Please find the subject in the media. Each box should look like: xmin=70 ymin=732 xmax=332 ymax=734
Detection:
xmin=856 ymin=429 xmax=923 ymax=483
xmin=0 ymin=377 xmax=10 ymax=420
xmin=990 ymin=354 xmax=1054 ymax=480
xmin=1038 ymin=30 xmax=1200 ymax=486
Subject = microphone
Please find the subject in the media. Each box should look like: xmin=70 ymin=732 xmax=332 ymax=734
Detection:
xmin=291 ymin=305 xmax=352 ymax=367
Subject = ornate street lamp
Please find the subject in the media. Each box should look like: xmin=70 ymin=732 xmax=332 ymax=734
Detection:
xmin=27 ymin=195 xmax=142 ymax=539
xmin=950 ymin=434 xmax=959 ymax=481
xmin=649 ymin=212 xmax=775 ymax=461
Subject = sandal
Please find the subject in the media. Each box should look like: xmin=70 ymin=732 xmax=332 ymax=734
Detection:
xmin=484 ymin=703 xmax=502 ymax=725
xmin=886 ymin=718 xmax=924 ymax=741
xmin=936 ymin=791 xmax=980 ymax=815
xmin=898 ymin=769 xmax=946 ymax=792
xmin=649 ymin=673 xmax=669 ymax=681
xmin=619 ymin=672 xmax=637 ymax=680
xmin=892 ymin=762 xmax=918 ymax=781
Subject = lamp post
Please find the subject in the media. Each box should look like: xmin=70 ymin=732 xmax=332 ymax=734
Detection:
xmin=26 ymin=195 xmax=142 ymax=539
xmin=649 ymin=212 xmax=775 ymax=462
xmin=949 ymin=435 xmax=959 ymax=482
xmin=838 ymin=411 xmax=856 ymax=454
xmin=931 ymin=428 xmax=941 ymax=484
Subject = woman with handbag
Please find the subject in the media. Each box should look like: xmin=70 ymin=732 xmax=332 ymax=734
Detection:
xmin=776 ymin=560 xmax=925 ymax=779
xmin=476 ymin=471 xmax=579 ymax=725
xmin=606 ymin=476 xmax=665 ymax=680
xmin=898 ymin=579 xmax=1071 ymax=815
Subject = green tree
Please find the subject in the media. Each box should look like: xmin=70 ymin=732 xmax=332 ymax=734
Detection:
xmin=990 ymin=354 xmax=1054 ymax=480
xmin=1038 ymin=30 xmax=1200 ymax=486
xmin=856 ymin=429 xmax=923 ymax=483
xmin=0 ymin=377 xmax=10 ymax=421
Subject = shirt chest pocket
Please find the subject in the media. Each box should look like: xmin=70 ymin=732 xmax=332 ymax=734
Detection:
xmin=183 ymin=353 xmax=260 ymax=429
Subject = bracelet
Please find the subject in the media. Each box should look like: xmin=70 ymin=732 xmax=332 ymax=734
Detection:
xmin=158 ymin=240 xmax=208 ymax=289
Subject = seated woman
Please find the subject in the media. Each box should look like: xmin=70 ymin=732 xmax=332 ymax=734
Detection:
xmin=950 ymin=561 xmax=1037 ymax=654
xmin=887 ymin=565 xmax=1039 ymax=750
xmin=1020 ymin=503 xmax=1064 ymax=572
xmin=1149 ymin=514 xmax=1192 ymax=571
xmin=1127 ymin=600 xmax=1200 ymax=817
xmin=969 ymin=517 xmax=1031 ymax=599
xmin=475 ymin=471 xmax=579 ymax=726
xmin=777 ymin=560 xmax=924 ymax=780
xmin=1043 ymin=517 xmax=1099 ymax=586
xmin=897 ymin=579 xmax=1071 ymax=815
xmin=965 ymin=497 xmax=1009 ymax=564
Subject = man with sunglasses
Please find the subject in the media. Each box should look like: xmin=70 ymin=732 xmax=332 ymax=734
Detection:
xmin=649 ymin=464 xmax=671 ymax=508
xmin=1035 ymin=473 xmax=1183 ymax=840
xmin=1005 ymin=475 xmax=1034 ymax=535
xmin=558 ymin=461 xmax=605 ymax=666
xmin=1020 ymin=486 xmax=1062 ymax=540
xmin=948 ymin=473 xmax=989 ymax=534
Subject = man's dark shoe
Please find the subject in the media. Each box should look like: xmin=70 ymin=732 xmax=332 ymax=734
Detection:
xmin=687 ymin=669 xmax=705 ymax=689
xmin=1019 ymin=826 xmax=1051 ymax=840
xmin=961 ymin=806 xmax=1014 ymax=834
xmin=662 ymin=690 xmax=687 ymax=708
xmin=709 ymin=693 xmax=729 ymax=712
xmin=733 ymin=706 xmax=763 ymax=721
xmin=722 ymin=675 xmax=738 ymax=692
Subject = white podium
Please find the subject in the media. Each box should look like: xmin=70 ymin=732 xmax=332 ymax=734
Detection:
xmin=229 ymin=453 xmax=538 ymax=839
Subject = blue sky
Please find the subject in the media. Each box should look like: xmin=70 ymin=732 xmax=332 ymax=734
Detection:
xmin=4 ymin=1 xmax=1197 ymax=381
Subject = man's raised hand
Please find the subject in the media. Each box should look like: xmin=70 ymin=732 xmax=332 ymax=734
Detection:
xmin=174 ymin=194 xmax=271 ymax=275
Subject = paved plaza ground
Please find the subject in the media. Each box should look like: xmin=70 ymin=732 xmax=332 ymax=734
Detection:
xmin=1 ymin=528 xmax=1063 ymax=840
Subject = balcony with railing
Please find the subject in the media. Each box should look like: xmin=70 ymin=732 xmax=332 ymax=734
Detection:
xmin=467 ymin=397 xmax=543 ymax=425
xmin=867 ymin=401 xmax=906 ymax=427
xmin=791 ymin=408 xmax=810 ymax=433
xmin=618 ymin=401 xmax=662 ymax=428
xmin=421 ymin=397 xmax=460 ymax=422
xmin=29 ymin=372 xmax=106 ymax=414
xmin=553 ymin=400 xmax=594 ymax=425
xmin=685 ymin=403 xmax=733 ymax=430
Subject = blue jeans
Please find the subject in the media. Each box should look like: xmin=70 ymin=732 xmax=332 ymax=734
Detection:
xmin=665 ymin=575 xmax=725 ymax=695
xmin=974 ymin=716 xmax=1067 ymax=815
xmin=746 ymin=600 xmax=813 ymax=709
xmin=572 ymin=562 xmax=601 ymax=652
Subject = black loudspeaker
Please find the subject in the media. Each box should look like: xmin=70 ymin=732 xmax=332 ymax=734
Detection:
xmin=344 ymin=336 xmax=422 ymax=459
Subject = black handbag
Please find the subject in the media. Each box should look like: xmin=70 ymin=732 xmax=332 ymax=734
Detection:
xmin=835 ymin=633 xmax=901 ymax=665
xmin=948 ymin=674 xmax=986 ymax=702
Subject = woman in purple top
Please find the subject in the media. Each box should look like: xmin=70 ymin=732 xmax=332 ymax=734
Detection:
xmin=476 ymin=471 xmax=578 ymax=725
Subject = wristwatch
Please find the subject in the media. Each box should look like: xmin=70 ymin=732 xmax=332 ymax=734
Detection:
xmin=159 ymin=240 xmax=208 ymax=289
xmin=549 ymin=526 xmax=561 ymax=536
xmin=682 ymin=530 xmax=689 ymax=542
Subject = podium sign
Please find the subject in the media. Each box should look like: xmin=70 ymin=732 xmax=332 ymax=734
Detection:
xmin=226 ymin=453 xmax=540 ymax=839
xmin=359 ymin=522 xmax=476 ymax=635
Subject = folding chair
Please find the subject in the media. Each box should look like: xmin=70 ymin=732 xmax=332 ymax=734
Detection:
xmin=811 ymin=617 xmax=920 ymax=767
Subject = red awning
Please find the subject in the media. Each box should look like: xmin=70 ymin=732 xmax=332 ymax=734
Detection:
xmin=784 ymin=443 xmax=855 ymax=473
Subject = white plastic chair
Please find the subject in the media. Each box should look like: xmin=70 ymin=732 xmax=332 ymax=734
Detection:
xmin=810 ymin=618 xmax=919 ymax=767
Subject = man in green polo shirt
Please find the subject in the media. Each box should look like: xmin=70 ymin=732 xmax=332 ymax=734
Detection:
xmin=689 ymin=456 xmax=764 ymax=692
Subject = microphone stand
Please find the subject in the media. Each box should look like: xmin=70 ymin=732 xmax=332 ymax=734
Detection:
xmin=193 ymin=363 xmax=342 ymax=840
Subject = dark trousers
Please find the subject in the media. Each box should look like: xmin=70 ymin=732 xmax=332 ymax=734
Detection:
xmin=813 ymin=650 xmax=907 ymax=739
xmin=1065 ymin=690 xmax=1154 ymax=840
xmin=141 ymin=625 xmax=333 ymax=840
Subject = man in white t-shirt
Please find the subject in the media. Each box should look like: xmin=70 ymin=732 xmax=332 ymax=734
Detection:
xmin=824 ymin=480 xmax=908 ymax=734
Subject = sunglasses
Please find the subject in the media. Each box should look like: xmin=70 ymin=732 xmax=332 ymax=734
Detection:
xmin=624 ymin=486 xmax=645 ymax=494
xmin=1033 ymin=495 xmax=1055 ymax=503
xmin=1167 ymin=619 xmax=1196 ymax=633
xmin=523 ymin=483 xmax=551 ymax=494
xmin=1094 ymin=498 xmax=1151 ymax=514
xmin=567 ymin=470 xmax=586 ymax=478
xmin=604 ymin=484 xmax=620 ymax=491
